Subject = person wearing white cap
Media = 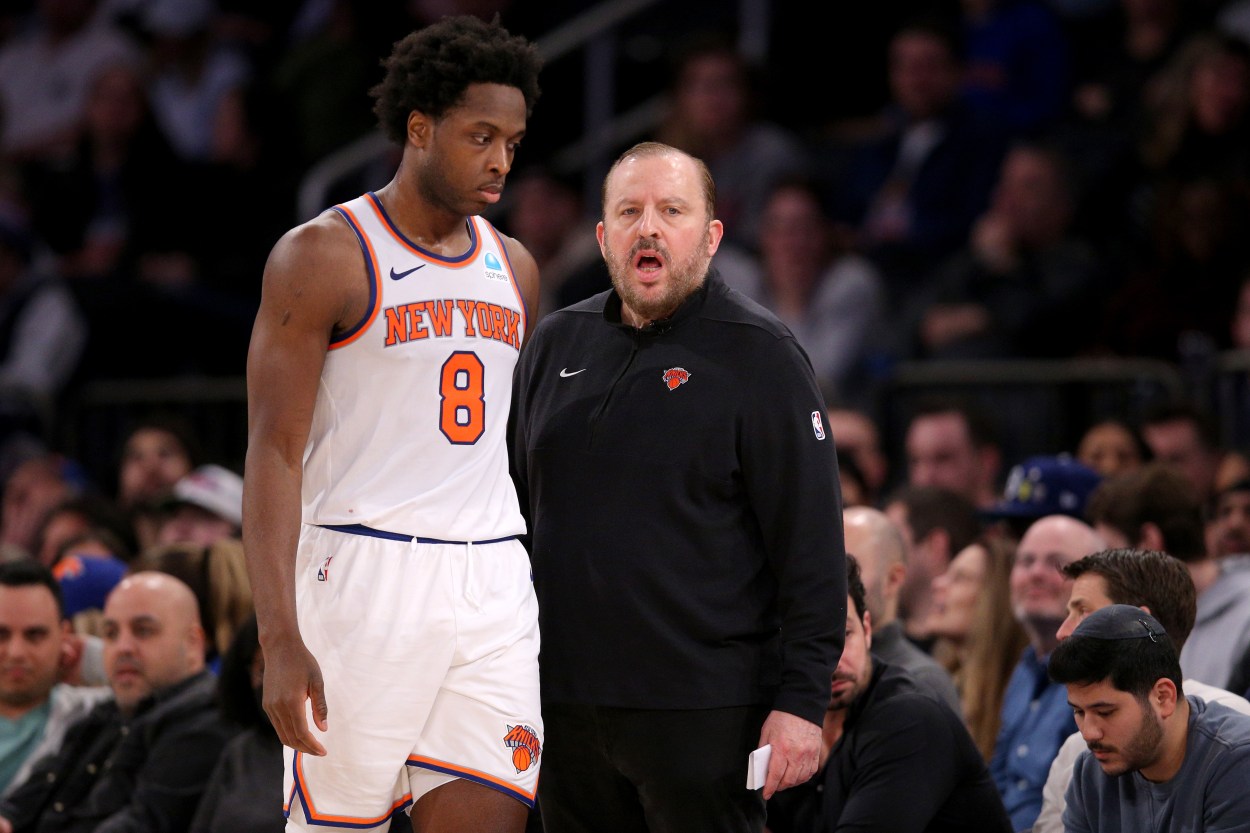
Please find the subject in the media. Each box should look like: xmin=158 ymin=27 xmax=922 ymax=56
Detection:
xmin=156 ymin=464 xmax=243 ymax=547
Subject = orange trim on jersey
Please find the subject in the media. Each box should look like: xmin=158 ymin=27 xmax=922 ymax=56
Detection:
xmin=291 ymin=751 xmax=413 ymax=826
xmin=365 ymin=192 xmax=481 ymax=265
xmin=330 ymin=203 xmax=383 ymax=350
xmin=482 ymin=219 xmax=528 ymax=340
xmin=406 ymin=754 xmax=536 ymax=803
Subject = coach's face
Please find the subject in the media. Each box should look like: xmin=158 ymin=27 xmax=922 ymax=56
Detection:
xmin=597 ymin=151 xmax=723 ymax=326
xmin=1067 ymin=678 xmax=1164 ymax=778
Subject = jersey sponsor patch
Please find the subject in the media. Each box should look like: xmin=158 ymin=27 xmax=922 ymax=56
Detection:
xmin=483 ymin=252 xmax=508 ymax=282
xmin=503 ymin=724 xmax=541 ymax=773
xmin=662 ymin=367 xmax=690 ymax=391
xmin=811 ymin=411 xmax=826 ymax=441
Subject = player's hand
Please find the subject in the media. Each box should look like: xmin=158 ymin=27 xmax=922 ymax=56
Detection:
xmin=758 ymin=710 xmax=821 ymax=800
xmin=263 ymin=638 xmax=328 ymax=756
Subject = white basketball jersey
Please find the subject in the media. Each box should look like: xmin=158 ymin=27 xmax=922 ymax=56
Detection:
xmin=300 ymin=192 xmax=527 ymax=540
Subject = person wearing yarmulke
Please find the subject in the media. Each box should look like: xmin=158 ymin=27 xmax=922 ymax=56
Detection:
xmin=1050 ymin=604 xmax=1250 ymax=832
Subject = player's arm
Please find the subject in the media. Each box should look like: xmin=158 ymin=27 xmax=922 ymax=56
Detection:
xmin=243 ymin=214 xmax=360 ymax=756
xmin=501 ymin=234 xmax=541 ymax=345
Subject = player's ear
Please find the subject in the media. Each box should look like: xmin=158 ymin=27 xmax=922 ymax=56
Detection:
xmin=407 ymin=111 xmax=431 ymax=148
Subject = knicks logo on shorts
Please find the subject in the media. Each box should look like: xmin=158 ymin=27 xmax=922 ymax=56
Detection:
xmin=503 ymin=724 xmax=541 ymax=774
xmin=662 ymin=367 xmax=690 ymax=391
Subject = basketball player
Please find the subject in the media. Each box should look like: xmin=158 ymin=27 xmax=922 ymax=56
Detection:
xmin=242 ymin=16 xmax=543 ymax=833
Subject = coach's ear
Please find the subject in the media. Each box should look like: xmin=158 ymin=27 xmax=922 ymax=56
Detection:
xmin=1152 ymin=677 xmax=1180 ymax=720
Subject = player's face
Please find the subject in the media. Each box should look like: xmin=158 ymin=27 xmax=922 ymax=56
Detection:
xmin=102 ymin=582 xmax=200 ymax=715
xmin=1068 ymin=679 xmax=1163 ymax=777
xmin=830 ymin=599 xmax=872 ymax=711
xmin=597 ymin=152 xmax=723 ymax=325
xmin=420 ymin=83 xmax=528 ymax=216
xmin=0 ymin=585 xmax=65 ymax=715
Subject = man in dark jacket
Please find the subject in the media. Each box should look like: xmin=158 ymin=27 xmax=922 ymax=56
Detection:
xmin=512 ymin=141 xmax=846 ymax=833
xmin=767 ymin=555 xmax=1013 ymax=833
xmin=0 ymin=571 xmax=235 ymax=833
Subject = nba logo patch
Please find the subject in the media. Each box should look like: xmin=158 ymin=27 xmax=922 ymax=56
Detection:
xmin=503 ymin=724 xmax=542 ymax=773
xmin=811 ymin=411 xmax=826 ymax=440
xmin=316 ymin=555 xmax=333 ymax=582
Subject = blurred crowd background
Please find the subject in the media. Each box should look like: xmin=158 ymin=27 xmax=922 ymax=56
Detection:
xmin=3 ymin=0 xmax=1250 ymax=504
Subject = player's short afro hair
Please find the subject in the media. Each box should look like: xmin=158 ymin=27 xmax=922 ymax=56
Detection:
xmin=370 ymin=15 xmax=543 ymax=144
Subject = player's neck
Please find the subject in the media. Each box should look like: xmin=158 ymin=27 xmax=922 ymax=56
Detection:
xmin=374 ymin=177 xmax=472 ymax=256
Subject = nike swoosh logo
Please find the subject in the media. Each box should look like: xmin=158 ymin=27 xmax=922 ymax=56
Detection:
xmin=559 ymin=368 xmax=586 ymax=377
xmin=389 ymin=264 xmax=426 ymax=280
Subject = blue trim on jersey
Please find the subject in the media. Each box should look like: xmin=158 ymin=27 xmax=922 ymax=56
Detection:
xmin=367 ymin=191 xmax=479 ymax=264
xmin=482 ymin=216 xmax=529 ymax=325
xmin=404 ymin=759 xmax=536 ymax=809
xmin=329 ymin=206 xmax=378 ymax=347
xmin=319 ymin=524 xmax=518 ymax=546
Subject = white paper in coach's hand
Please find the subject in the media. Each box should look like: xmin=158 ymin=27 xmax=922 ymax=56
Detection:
xmin=746 ymin=744 xmax=772 ymax=789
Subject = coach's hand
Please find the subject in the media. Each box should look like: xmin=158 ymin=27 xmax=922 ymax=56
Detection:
xmin=264 ymin=638 xmax=329 ymax=756
xmin=758 ymin=710 xmax=821 ymax=799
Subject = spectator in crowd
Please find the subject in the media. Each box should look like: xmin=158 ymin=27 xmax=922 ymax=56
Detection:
xmin=0 ymin=453 xmax=88 ymax=563
xmin=1075 ymin=417 xmax=1148 ymax=478
xmin=991 ymin=514 xmax=1104 ymax=831
xmin=725 ymin=178 xmax=888 ymax=405
xmin=154 ymin=463 xmax=242 ymax=547
xmin=500 ymin=165 xmax=601 ymax=318
xmin=766 ymin=554 xmax=1013 ymax=833
xmin=1083 ymin=461 xmax=1250 ymax=689
xmin=831 ymin=15 xmax=1009 ymax=301
xmin=114 ymin=413 xmax=201 ymax=551
xmin=979 ymin=453 xmax=1103 ymax=541
xmin=0 ymin=203 xmax=87 ymax=426
xmin=836 ymin=452 xmax=869 ymax=509
xmin=927 ymin=536 xmax=1029 ymax=759
xmin=883 ymin=483 xmax=985 ymax=647
xmin=1209 ymin=476 xmax=1250 ymax=557
xmin=1033 ymin=548 xmax=1250 ymax=833
xmin=906 ymin=141 xmax=1105 ymax=360
xmin=0 ymin=571 xmax=234 ymax=832
xmin=188 ymin=614 xmax=283 ymax=833
xmin=843 ymin=506 xmax=961 ymax=710
xmin=0 ymin=560 xmax=109 ymax=799
xmin=903 ymin=397 xmax=1004 ymax=510
xmin=957 ymin=0 xmax=1071 ymax=136
xmin=1139 ymin=401 xmax=1237 ymax=504
xmin=0 ymin=0 xmax=142 ymax=161
xmin=654 ymin=32 xmax=812 ymax=252
xmin=136 ymin=538 xmax=251 ymax=671
xmin=29 ymin=494 xmax=134 ymax=569
xmin=1049 ymin=604 xmax=1250 ymax=832
xmin=826 ymin=405 xmax=890 ymax=508
xmin=1137 ymin=30 xmax=1250 ymax=188
xmin=50 ymin=528 xmax=130 ymax=623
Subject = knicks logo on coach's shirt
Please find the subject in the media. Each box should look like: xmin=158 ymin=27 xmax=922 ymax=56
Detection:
xmin=382 ymin=298 xmax=523 ymax=351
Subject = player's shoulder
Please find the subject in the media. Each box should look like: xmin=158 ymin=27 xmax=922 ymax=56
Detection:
xmin=266 ymin=210 xmax=360 ymax=276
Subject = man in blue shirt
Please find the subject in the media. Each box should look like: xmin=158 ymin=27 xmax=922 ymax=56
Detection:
xmin=991 ymin=514 xmax=1104 ymax=830
xmin=1051 ymin=605 xmax=1250 ymax=832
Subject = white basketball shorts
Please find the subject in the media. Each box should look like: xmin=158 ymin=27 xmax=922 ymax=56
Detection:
xmin=282 ymin=523 xmax=543 ymax=830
